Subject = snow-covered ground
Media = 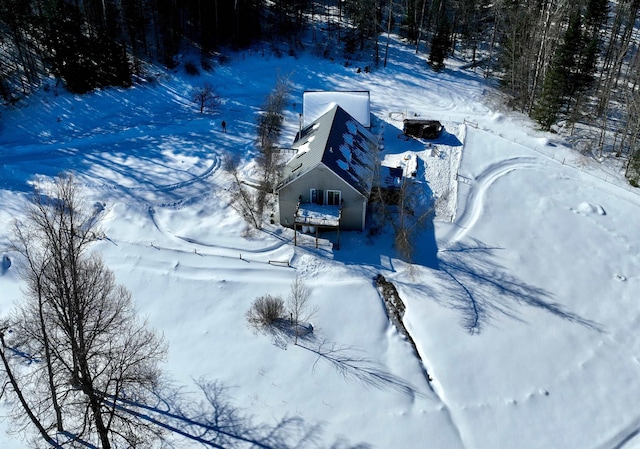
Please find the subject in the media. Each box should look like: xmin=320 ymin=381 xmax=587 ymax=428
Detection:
xmin=1 ymin=36 xmax=640 ymax=448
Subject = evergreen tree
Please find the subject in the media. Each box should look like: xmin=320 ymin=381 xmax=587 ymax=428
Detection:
xmin=533 ymin=12 xmax=583 ymax=130
xmin=153 ymin=0 xmax=182 ymax=66
xmin=44 ymin=2 xmax=93 ymax=93
xmin=534 ymin=1 xmax=607 ymax=130
xmin=0 ymin=0 xmax=45 ymax=96
xmin=120 ymin=0 xmax=149 ymax=76
xmin=570 ymin=0 xmax=607 ymax=111
xmin=429 ymin=16 xmax=451 ymax=71
xmin=36 ymin=0 xmax=131 ymax=93
xmin=343 ymin=0 xmax=381 ymax=55
xmin=453 ymin=0 xmax=490 ymax=63
xmin=400 ymin=0 xmax=421 ymax=42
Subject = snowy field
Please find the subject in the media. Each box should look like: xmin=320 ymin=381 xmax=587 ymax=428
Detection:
xmin=1 ymin=36 xmax=640 ymax=448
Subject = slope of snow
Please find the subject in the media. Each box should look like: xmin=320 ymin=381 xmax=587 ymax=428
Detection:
xmin=1 ymin=36 xmax=639 ymax=449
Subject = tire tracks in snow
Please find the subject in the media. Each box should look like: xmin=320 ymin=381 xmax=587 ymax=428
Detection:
xmin=591 ymin=414 xmax=640 ymax=449
xmin=423 ymin=156 xmax=545 ymax=447
xmin=440 ymin=156 xmax=543 ymax=248
xmin=143 ymin=206 xmax=293 ymax=263
xmin=2 ymin=122 xmax=227 ymax=211
xmin=86 ymin=153 xmax=223 ymax=206
xmin=91 ymin=148 xmax=293 ymax=264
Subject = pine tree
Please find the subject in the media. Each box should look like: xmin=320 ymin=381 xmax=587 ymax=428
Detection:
xmin=400 ymin=0 xmax=420 ymax=42
xmin=343 ymin=0 xmax=380 ymax=56
xmin=533 ymin=0 xmax=608 ymax=131
xmin=533 ymin=11 xmax=583 ymax=130
xmin=44 ymin=2 xmax=95 ymax=93
xmin=429 ymin=16 xmax=451 ymax=71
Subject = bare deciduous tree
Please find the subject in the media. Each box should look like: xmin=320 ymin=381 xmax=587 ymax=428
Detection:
xmin=224 ymin=154 xmax=263 ymax=229
xmin=246 ymin=277 xmax=316 ymax=346
xmin=4 ymin=173 xmax=166 ymax=448
xmin=192 ymin=82 xmax=221 ymax=113
xmin=0 ymin=322 xmax=58 ymax=447
xmin=257 ymin=74 xmax=290 ymax=194
xmin=287 ymin=276 xmax=317 ymax=345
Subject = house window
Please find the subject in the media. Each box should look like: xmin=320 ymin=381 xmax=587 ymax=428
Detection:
xmin=310 ymin=188 xmax=324 ymax=205
xmin=326 ymin=190 xmax=341 ymax=206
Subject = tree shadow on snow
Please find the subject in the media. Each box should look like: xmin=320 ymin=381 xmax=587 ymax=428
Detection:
xmin=255 ymin=322 xmax=421 ymax=399
xmin=104 ymin=379 xmax=371 ymax=449
xmin=314 ymin=219 xmax=598 ymax=336
xmin=297 ymin=338 xmax=421 ymax=398
xmin=436 ymin=239 xmax=603 ymax=334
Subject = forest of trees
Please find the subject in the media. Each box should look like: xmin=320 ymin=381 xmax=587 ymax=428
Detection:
xmin=1 ymin=0 xmax=639 ymax=182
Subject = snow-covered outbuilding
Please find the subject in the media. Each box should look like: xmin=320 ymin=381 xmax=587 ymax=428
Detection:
xmin=302 ymin=90 xmax=371 ymax=128
xmin=278 ymin=104 xmax=377 ymax=233
xmin=402 ymin=118 xmax=443 ymax=139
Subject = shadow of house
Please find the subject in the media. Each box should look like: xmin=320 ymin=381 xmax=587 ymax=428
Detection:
xmin=277 ymin=105 xmax=377 ymax=236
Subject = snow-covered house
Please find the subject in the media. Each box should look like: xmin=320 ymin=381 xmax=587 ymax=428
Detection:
xmin=277 ymin=104 xmax=377 ymax=232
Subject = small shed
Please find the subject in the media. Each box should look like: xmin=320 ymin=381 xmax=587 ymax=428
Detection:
xmin=403 ymin=119 xmax=443 ymax=139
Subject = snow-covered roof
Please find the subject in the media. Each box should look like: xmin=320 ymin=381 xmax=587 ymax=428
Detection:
xmin=303 ymin=91 xmax=371 ymax=128
xmin=279 ymin=104 xmax=377 ymax=197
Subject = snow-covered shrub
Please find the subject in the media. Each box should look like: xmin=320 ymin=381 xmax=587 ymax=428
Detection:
xmin=246 ymin=295 xmax=286 ymax=330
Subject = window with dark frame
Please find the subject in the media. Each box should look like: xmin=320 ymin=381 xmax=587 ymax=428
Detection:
xmin=326 ymin=190 xmax=341 ymax=206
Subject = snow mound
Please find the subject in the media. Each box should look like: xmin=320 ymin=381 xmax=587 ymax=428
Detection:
xmin=537 ymin=137 xmax=550 ymax=146
xmin=576 ymin=202 xmax=606 ymax=216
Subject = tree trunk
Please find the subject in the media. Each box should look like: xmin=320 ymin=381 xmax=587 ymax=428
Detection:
xmin=0 ymin=332 xmax=58 ymax=447
xmin=384 ymin=0 xmax=393 ymax=67
xmin=37 ymin=289 xmax=64 ymax=432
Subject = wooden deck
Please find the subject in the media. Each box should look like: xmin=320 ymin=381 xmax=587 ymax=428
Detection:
xmin=293 ymin=202 xmax=342 ymax=249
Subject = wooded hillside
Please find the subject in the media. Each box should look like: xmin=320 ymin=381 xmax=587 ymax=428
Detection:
xmin=1 ymin=0 xmax=639 ymax=182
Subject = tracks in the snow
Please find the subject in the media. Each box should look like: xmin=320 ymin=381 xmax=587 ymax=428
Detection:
xmin=441 ymin=156 xmax=543 ymax=247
